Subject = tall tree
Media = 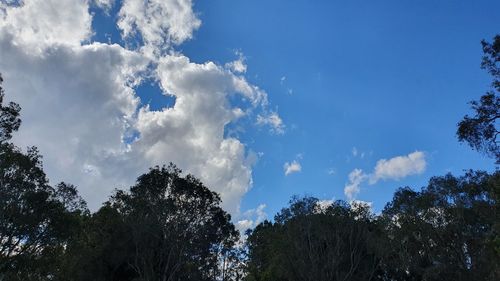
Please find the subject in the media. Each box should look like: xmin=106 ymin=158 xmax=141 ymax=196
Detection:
xmin=65 ymin=164 xmax=239 ymax=281
xmin=457 ymin=35 xmax=500 ymax=163
xmin=381 ymin=171 xmax=499 ymax=281
xmin=0 ymin=74 xmax=88 ymax=280
xmin=245 ymin=197 xmax=383 ymax=281
xmin=0 ymin=74 xmax=21 ymax=143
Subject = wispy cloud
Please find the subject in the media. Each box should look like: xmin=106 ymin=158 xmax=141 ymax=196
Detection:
xmin=344 ymin=169 xmax=366 ymax=200
xmin=236 ymin=204 xmax=267 ymax=234
xmin=344 ymin=151 xmax=427 ymax=200
xmin=257 ymin=111 xmax=285 ymax=135
xmin=284 ymin=160 xmax=302 ymax=176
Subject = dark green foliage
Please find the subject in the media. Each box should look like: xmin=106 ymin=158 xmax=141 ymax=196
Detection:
xmin=0 ymin=74 xmax=87 ymax=280
xmin=457 ymin=35 xmax=500 ymax=163
xmin=245 ymin=172 xmax=499 ymax=281
xmin=63 ymin=164 xmax=240 ymax=281
xmin=381 ymin=171 xmax=499 ymax=281
xmin=0 ymin=75 xmax=21 ymax=143
xmin=245 ymin=197 xmax=383 ymax=281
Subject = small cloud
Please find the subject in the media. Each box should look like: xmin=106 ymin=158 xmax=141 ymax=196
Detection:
xmin=343 ymin=151 xmax=427 ymax=200
xmin=236 ymin=220 xmax=253 ymax=233
xmin=225 ymin=51 xmax=247 ymax=73
xmin=327 ymin=167 xmax=336 ymax=175
xmin=284 ymin=160 xmax=302 ymax=176
xmin=93 ymin=0 xmax=115 ymax=12
xmin=351 ymin=147 xmax=366 ymax=158
xmin=236 ymin=204 xmax=267 ymax=234
xmin=343 ymin=168 xmax=366 ymax=200
xmin=287 ymin=88 xmax=293 ymax=95
xmin=257 ymin=112 xmax=285 ymax=135
xmin=280 ymin=76 xmax=286 ymax=84
xmin=370 ymin=151 xmax=426 ymax=184
xmin=82 ymin=164 xmax=101 ymax=176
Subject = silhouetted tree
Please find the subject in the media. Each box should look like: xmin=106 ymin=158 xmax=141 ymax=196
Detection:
xmin=457 ymin=35 xmax=500 ymax=163
xmin=381 ymin=171 xmax=499 ymax=281
xmin=65 ymin=164 xmax=240 ymax=281
xmin=0 ymin=74 xmax=21 ymax=143
xmin=0 ymin=74 xmax=87 ymax=280
xmin=245 ymin=197 xmax=383 ymax=281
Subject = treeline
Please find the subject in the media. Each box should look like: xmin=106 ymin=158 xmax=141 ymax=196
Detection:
xmin=0 ymin=37 xmax=499 ymax=280
xmin=245 ymin=172 xmax=499 ymax=281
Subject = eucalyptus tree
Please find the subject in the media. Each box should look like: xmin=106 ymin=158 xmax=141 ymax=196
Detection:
xmin=457 ymin=35 xmax=500 ymax=163
xmin=381 ymin=171 xmax=499 ymax=281
xmin=245 ymin=197 xmax=383 ymax=281
xmin=0 ymin=74 xmax=87 ymax=280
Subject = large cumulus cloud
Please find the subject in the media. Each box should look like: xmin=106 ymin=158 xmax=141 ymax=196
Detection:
xmin=0 ymin=0 xmax=279 ymax=216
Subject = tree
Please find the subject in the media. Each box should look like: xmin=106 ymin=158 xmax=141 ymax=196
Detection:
xmin=457 ymin=35 xmax=500 ymax=163
xmin=381 ymin=171 xmax=499 ymax=281
xmin=0 ymin=74 xmax=87 ymax=280
xmin=65 ymin=164 xmax=239 ymax=281
xmin=0 ymin=74 xmax=21 ymax=143
xmin=245 ymin=197 xmax=384 ymax=281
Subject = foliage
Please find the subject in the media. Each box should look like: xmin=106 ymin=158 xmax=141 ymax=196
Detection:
xmin=457 ymin=35 xmax=500 ymax=163
xmin=380 ymin=171 xmax=499 ymax=281
xmin=0 ymin=74 xmax=87 ymax=280
xmin=245 ymin=172 xmax=499 ymax=281
xmin=0 ymin=75 xmax=21 ymax=143
xmin=245 ymin=197 xmax=384 ymax=281
xmin=63 ymin=164 xmax=240 ymax=281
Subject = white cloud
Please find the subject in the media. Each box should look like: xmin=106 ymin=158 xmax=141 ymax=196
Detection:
xmin=343 ymin=169 xmax=366 ymax=200
xmin=93 ymin=0 xmax=115 ymax=11
xmin=0 ymin=0 xmax=282 ymax=217
xmin=370 ymin=151 xmax=426 ymax=184
xmin=133 ymin=54 xmax=268 ymax=213
xmin=343 ymin=151 xmax=426 ymax=200
xmin=236 ymin=204 xmax=267 ymax=233
xmin=235 ymin=220 xmax=253 ymax=233
xmin=118 ymin=0 xmax=201 ymax=55
xmin=351 ymin=147 xmax=365 ymax=159
xmin=225 ymin=51 xmax=247 ymax=74
xmin=284 ymin=160 xmax=301 ymax=176
xmin=257 ymin=111 xmax=285 ymax=135
xmin=0 ymin=0 xmax=92 ymax=51
xmin=0 ymin=37 xmax=148 ymax=207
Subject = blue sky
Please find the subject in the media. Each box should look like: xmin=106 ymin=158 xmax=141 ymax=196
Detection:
xmin=1 ymin=0 xmax=498 ymax=226
xmin=188 ymin=0 xmax=499 ymax=216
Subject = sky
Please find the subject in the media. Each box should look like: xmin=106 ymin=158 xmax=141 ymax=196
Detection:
xmin=0 ymin=0 xmax=498 ymax=232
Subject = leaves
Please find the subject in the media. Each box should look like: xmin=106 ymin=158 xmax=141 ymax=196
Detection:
xmin=457 ymin=35 xmax=500 ymax=164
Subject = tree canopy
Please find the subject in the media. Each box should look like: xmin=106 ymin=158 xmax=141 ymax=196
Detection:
xmin=0 ymin=74 xmax=87 ymax=280
xmin=63 ymin=164 xmax=239 ymax=281
xmin=457 ymin=35 xmax=500 ymax=163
